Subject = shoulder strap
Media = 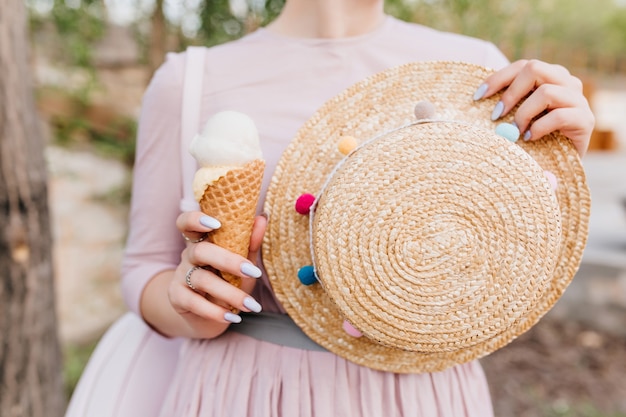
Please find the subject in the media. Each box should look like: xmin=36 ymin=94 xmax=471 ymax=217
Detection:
xmin=179 ymin=46 xmax=206 ymax=212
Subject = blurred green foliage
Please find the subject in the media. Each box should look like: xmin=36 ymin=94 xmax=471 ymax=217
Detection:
xmin=25 ymin=0 xmax=626 ymax=167
xmin=35 ymin=82 xmax=137 ymax=166
xmin=63 ymin=340 xmax=98 ymax=399
xmin=543 ymin=402 xmax=626 ymax=417
xmin=190 ymin=0 xmax=284 ymax=46
xmin=28 ymin=0 xmax=106 ymax=68
xmin=27 ymin=0 xmax=626 ymax=74
xmin=405 ymin=0 xmax=626 ymax=68
xmin=52 ymin=111 xmax=137 ymax=166
xmin=28 ymin=1 xmax=136 ymax=164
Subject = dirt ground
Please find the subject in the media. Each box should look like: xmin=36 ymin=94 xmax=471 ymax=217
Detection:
xmin=481 ymin=316 xmax=626 ymax=417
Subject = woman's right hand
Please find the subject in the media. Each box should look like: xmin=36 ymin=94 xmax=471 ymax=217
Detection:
xmin=169 ymin=211 xmax=267 ymax=339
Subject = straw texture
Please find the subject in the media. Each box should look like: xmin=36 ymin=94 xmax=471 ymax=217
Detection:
xmin=263 ymin=61 xmax=590 ymax=373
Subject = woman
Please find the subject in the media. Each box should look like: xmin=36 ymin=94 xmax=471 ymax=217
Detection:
xmin=67 ymin=1 xmax=593 ymax=416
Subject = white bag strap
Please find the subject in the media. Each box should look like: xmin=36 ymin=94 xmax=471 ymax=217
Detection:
xmin=179 ymin=46 xmax=206 ymax=212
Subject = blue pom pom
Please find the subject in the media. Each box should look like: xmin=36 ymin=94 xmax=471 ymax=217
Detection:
xmin=495 ymin=122 xmax=520 ymax=142
xmin=297 ymin=265 xmax=317 ymax=285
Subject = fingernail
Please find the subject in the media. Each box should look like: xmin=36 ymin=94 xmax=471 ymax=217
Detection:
xmin=491 ymin=101 xmax=505 ymax=121
xmin=241 ymin=262 xmax=262 ymax=278
xmin=260 ymin=211 xmax=270 ymax=222
xmin=200 ymin=215 xmax=221 ymax=229
xmin=243 ymin=296 xmax=262 ymax=313
xmin=523 ymin=130 xmax=532 ymax=141
xmin=224 ymin=312 xmax=242 ymax=323
xmin=473 ymin=83 xmax=488 ymax=101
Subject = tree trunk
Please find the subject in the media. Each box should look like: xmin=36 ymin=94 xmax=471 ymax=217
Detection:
xmin=0 ymin=1 xmax=65 ymax=416
xmin=148 ymin=0 xmax=166 ymax=81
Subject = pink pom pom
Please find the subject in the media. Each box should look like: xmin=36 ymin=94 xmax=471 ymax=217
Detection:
xmin=295 ymin=193 xmax=316 ymax=215
xmin=342 ymin=320 xmax=363 ymax=338
xmin=543 ymin=170 xmax=558 ymax=191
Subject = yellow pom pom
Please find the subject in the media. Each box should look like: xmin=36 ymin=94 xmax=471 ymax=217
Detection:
xmin=338 ymin=136 xmax=358 ymax=155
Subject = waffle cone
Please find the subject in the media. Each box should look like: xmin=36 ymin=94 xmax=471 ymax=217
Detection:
xmin=198 ymin=159 xmax=265 ymax=287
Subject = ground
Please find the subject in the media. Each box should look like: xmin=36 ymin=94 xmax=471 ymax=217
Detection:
xmin=482 ymin=316 xmax=626 ymax=417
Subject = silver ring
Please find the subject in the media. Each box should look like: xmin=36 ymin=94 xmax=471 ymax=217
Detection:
xmin=182 ymin=232 xmax=207 ymax=243
xmin=185 ymin=266 xmax=204 ymax=291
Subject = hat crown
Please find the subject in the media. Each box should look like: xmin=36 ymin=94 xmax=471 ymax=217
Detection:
xmin=312 ymin=121 xmax=562 ymax=352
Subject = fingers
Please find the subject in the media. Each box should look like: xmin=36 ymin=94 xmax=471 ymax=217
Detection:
xmin=173 ymin=211 xmax=267 ymax=327
xmin=482 ymin=60 xmax=579 ymax=119
xmin=171 ymin=283 xmax=239 ymax=324
xmin=474 ymin=59 xmax=593 ymax=156
xmin=177 ymin=211 xmax=222 ymax=243
xmin=474 ymin=59 xmax=528 ymax=101
xmin=248 ymin=214 xmax=268 ymax=262
xmin=177 ymin=237 xmax=264 ymax=324
xmin=186 ymin=243 xmax=262 ymax=280
xmin=523 ymin=107 xmax=594 ymax=154
xmin=513 ymin=83 xmax=587 ymax=135
xmin=181 ymin=212 xmax=267 ymax=278
xmin=185 ymin=266 xmax=262 ymax=314
xmin=177 ymin=211 xmax=267 ymax=257
xmin=170 ymin=263 xmax=263 ymax=325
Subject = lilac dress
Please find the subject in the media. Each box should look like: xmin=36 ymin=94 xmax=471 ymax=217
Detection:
xmin=67 ymin=16 xmax=509 ymax=417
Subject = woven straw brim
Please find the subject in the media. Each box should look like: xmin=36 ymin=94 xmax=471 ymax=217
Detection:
xmin=263 ymin=61 xmax=590 ymax=373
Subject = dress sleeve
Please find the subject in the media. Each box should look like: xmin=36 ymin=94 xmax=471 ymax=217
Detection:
xmin=482 ymin=42 xmax=510 ymax=70
xmin=121 ymin=52 xmax=187 ymax=317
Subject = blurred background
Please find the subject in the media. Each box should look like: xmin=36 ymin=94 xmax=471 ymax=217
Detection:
xmin=24 ymin=0 xmax=626 ymax=416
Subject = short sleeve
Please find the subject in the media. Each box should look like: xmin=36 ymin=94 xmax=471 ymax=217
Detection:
xmin=121 ymin=52 xmax=187 ymax=316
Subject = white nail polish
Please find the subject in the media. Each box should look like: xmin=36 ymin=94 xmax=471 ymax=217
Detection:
xmin=243 ymin=297 xmax=262 ymax=313
xmin=491 ymin=101 xmax=505 ymax=121
xmin=523 ymin=130 xmax=532 ymax=141
xmin=200 ymin=215 xmax=221 ymax=229
xmin=241 ymin=262 xmax=262 ymax=278
xmin=224 ymin=312 xmax=242 ymax=323
xmin=473 ymin=83 xmax=488 ymax=101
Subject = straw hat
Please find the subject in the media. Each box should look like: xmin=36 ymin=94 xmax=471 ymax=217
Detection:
xmin=262 ymin=61 xmax=590 ymax=373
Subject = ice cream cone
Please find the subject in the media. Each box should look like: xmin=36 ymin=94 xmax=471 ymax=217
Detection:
xmin=198 ymin=158 xmax=265 ymax=288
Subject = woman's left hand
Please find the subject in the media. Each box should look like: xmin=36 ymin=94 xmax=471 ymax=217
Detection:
xmin=474 ymin=59 xmax=595 ymax=156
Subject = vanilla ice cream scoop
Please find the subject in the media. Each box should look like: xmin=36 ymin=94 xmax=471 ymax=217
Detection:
xmin=189 ymin=111 xmax=264 ymax=201
xmin=189 ymin=110 xmax=262 ymax=167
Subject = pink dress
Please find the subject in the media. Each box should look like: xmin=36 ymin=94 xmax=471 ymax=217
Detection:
xmin=67 ymin=16 xmax=509 ymax=417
